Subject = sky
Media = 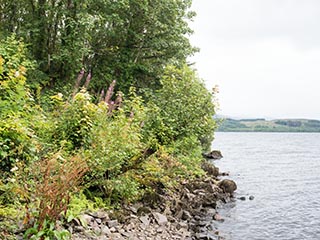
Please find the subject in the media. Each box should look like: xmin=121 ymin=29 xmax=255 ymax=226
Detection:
xmin=189 ymin=0 xmax=320 ymax=120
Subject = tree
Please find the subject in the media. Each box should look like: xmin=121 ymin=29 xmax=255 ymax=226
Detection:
xmin=0 ymin=0 xmax=196 ymax=94
xmin=145 ymin=65 xmax=217 ymax=151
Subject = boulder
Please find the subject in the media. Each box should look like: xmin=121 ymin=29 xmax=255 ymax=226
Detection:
xmin=202 ymin=150 xmax=223 ymax=160
xmin=217 ymin=179 xmax=237 ymax=195
xmin=201 ymin=161 xmax=219 ymax=177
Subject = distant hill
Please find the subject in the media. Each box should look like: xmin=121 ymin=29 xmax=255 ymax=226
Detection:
xmin=216 ymin=118 xmax=320 ymax=132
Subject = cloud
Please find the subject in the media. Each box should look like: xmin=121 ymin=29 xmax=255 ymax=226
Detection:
xmin=189 ymin=0 xmax=320 ymax=119
xmin=191 ymin=0 xmax=320 ymax=49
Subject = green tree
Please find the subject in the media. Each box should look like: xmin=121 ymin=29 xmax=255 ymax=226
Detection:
xmin=145 ymin=65 xmax=217 ymax=151
xmin=0 ymin=36 xmax=39 ymax=176
xmin=0 ymin=0 xmax=196 ymax=94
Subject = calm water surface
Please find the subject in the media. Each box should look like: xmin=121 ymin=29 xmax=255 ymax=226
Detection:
xmin=212 ymin=132 xmax=320 ymax=240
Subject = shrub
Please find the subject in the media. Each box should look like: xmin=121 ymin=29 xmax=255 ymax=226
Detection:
xmin=0 ymin=36 xmax=40 ymax=178
xmin=84 ymin=89 xmax=147 ymax=202
xmin=50 ymin=90 xmax=97 ymax=151
xmin=145 ymin=65 xmax=216 ymax=151
xmin=23 ymin=153 xmax=88 ymax=237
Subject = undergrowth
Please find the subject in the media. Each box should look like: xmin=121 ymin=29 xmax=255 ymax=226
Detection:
xmin=0 ymin=36 xmax=217 ymax=238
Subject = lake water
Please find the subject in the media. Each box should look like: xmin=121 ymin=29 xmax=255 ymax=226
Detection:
xmin=211 ymin=132 xmax=320 ymax=240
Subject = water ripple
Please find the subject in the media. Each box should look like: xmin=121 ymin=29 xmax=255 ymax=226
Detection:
xmin=213 ymin=133 xmax=320 ymax=240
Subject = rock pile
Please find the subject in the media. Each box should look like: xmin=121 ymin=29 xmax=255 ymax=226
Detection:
xmin=68 ymin=171 xmax=237 ymax=240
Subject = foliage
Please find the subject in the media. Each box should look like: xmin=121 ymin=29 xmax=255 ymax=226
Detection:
xmin=0 ymin=36 xmax=40 ymax=178
xmin=24 ymin=219 xmax=70 ymax=240
xmin=0 ymin=3 xmax=219 ymax=237
xmin=145 ymin=65 xmax=216 ymax=151
xmin=50 ymin=90 xmax=97 ymax=150
xmin=23 ymin=153 xmax=88 ymax=231
xmin=83 ymin=88 xmax=147 ymax=202
xmin=0 ymin=0 xmax=196 ymax=94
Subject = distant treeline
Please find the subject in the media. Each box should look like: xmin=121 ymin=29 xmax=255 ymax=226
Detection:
xmin=217 ymin=118 xmax=320 ymax=132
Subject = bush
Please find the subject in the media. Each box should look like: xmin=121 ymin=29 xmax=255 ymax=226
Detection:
xmin=0 ymin=36 xmax=40 ymax=178
xmin=145 ymin=65 xmax=216 ymax=151
xmin=49 ymin=90 xmax=97 ymax=151
xmin=83 ymin=89 xmax=147 ymax=202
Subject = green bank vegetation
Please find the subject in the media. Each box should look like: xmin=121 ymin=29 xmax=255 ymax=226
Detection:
xmin=0 ymin=1 xmax=217 ymax=238
xmin=217 ymin=118 xmax=320 ymax=132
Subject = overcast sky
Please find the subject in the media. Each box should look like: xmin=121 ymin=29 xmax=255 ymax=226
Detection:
xmin=189 ymin=0 xmax=320 ymax=120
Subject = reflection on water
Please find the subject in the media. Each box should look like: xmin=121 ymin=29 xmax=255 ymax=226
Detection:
xmin=212 ymin=133 xmax=320 ymax=240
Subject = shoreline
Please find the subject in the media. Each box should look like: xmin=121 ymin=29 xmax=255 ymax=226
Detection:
xmin=64 ymin=162 xmax=236 ymax=240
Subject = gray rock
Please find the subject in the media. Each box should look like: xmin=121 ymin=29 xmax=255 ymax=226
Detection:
xmin=181 ymin=210 xmax=192 ymax=220
xmin=97 ymin=236 xmax=108 ymax=240
xmin=129 ymin=205 xmax=138 ymax=214
xmin=157 ymin=226 xmax=165 ymax=233
xmin=107 ymin=219 xmax=118 ymax=228
xmin=74 ymin=225 xmax=85 ymax=233
xmin=238 ymin=196 xmax=246 ymax=201
xmin=153 ymin=212 xmax=168 ymax=225
xmin=177 ymin=221 xmax=188 ymax=230
xmin=139 ymin=215 xmax=150 ymax=226
xmin=89 ymin=211 xmax=109 ymax=220
xmin=249 ymin=195 xmax=255 ymax=200
xmin=108 ymin=233 xmax=123 ymax=239
xmin=80 ymin=213 xmax=94 ymax=226
xmin=213 ymin=213 xmax=224 ymax=222
xmin=121 ymin=231 xmax=131 ymax=238
xmin=101 ymin=225 xmax=111 ymax=235
xmin=95 ymin=218 xmax=102 ymax=224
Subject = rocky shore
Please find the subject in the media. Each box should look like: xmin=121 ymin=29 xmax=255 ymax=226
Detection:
xmin=66 ymin=163 xmax=236 ymax=240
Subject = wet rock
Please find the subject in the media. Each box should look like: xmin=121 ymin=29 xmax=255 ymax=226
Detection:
xmin=218 ymin=179 xmax=237 ymax=195
xmin=203 ymin=150 xmax=223 ymax=160
xmin=238 ymin=196 xmax=246 ymax=201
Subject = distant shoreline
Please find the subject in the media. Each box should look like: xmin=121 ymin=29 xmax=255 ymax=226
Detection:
xmin=216 ymin=118 xmax=320 ymax=133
